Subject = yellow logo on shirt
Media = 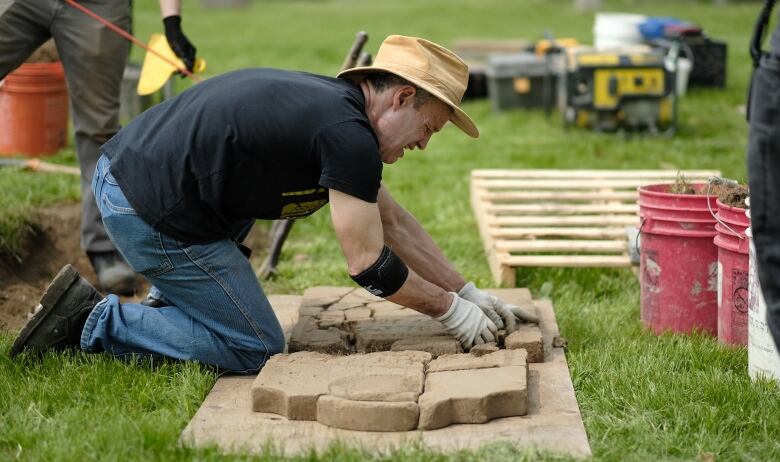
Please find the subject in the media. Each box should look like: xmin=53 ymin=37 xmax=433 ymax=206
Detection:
xmin=280 ymin=187 xmax=328 ymax=218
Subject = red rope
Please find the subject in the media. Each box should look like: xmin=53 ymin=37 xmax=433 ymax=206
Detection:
xmin=62 ymin=0 xmax=200 ymax=82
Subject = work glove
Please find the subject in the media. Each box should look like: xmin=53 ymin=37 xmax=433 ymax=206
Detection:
xmin=436 ymin=293 xmax=497 ymax=350
xmin=163 ymin=15 xmax=197 ymax=72
xmin=508 ymin=304 xmax=540 ymax=324
xmin=459 ymin=281 xmax=539 ymax=332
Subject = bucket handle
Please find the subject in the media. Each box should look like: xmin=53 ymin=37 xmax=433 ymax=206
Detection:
xmin=635 ymin=217 xmax=646 ymax=260
xmin=707 ymin=176 xmax=746 ymax=240
xmin=636 ymin=216 xmax=646 ymax=250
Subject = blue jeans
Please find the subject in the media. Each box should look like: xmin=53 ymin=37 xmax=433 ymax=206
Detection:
xmin=82 ymin=155 xmax=285 ymax=373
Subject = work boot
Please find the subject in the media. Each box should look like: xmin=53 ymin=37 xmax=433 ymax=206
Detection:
xmin=10 ymin=265 xmax=104 ymax=358
xmin=87 ymin=250 xmax=136 ymax=296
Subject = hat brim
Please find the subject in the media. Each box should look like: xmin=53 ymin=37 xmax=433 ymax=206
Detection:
xmin=339 ymin=66 xmax=479 ymax=139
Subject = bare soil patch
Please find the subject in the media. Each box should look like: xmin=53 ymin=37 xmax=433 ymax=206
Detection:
xmin=0 ymin=204 xmax=93 ymax=331
xmin=0 ymin=203 xmax=268 ymax=332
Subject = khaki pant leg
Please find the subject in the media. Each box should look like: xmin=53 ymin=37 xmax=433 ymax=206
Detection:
xmin=51 ymin=0 xmax=132 ymax=253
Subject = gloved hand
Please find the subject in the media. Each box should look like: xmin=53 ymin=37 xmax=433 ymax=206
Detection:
xmin=459 ymin=282 xmax=540 ymax=330
xmin=436 ymin=293 xmax=497 ymax=350
xmin=508 ymin=304 xmax=539 ymax=324
xmin=458 ymin=281 xmax=520 ymax=333
xmin=163 ymin=15 xmax=197 ymax=72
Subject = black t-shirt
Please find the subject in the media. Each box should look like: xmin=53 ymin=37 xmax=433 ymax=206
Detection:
xmin=103 ymin=68 xmax=382 ymax=244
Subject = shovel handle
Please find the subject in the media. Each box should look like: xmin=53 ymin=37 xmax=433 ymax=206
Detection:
xmin=0 ymin=158 xmax=81 ymax=176
xmin=341 ymin=31 xmax=369 ymax=71
xmin=25 ymin=159 xmax=81 ymax=176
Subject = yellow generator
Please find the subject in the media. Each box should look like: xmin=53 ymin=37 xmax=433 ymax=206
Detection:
xmin=560 ymin=47 xmax=676 ymax=134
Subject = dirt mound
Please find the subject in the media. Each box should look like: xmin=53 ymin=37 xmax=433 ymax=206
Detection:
xmin=717 ymin=184 xmax=749 ymax=209
xmin=0 ymin=204 xmax=94 ymax=331
xmin=0 ymin=203 xmax=268 ymax=332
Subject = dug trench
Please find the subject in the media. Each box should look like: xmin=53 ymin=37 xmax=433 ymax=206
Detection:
xmin=0 ymin=203 xmax=269 ymax=332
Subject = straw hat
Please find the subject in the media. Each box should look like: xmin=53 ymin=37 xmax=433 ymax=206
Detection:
xmin=338 ymin=35 xmax=479 ymax=138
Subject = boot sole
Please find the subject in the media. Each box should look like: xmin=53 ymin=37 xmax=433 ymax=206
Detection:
xmin=9 ymin=265 xmax=80 ymax=358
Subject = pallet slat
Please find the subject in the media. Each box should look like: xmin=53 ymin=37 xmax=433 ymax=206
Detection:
xmin=473 ymin=178 xmax=709 ymax=189
xmin=470 ymin=176 xmax=516 ymax=286
xmin=487 ymin=203 xmax=637 ymax=214
xmin=502 ymin=255 xmax=634 ymax=267
xmin=472 ymin=169 xmax=721 ymax=179
xmin=492 ymin=227 xmax=627 ymax=239
xmin=481 ymin=191 xmax=639 ymax=201
xmin=496 ymin=240 xmax=627 ymax=253
xmin=489 ymin=215 xmax=638 ymax=226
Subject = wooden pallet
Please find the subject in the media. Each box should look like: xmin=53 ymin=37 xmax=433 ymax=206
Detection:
xmin=470 ymin=169 xmax=721 ymax=286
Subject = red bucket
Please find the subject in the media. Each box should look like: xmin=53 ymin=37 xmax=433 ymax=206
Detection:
xmin=639 ymin=183 xmax=719 ymax=335
xmin=714 ymin=199 xmax=750 ymax=346
xmin=0 ymin=62 xmax=69 ymax=156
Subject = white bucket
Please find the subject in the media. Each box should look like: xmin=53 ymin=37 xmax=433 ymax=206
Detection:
xmin=747 ymin=225 xmax=780 ymax=383
xmin=594 ymin=13 xmax=646 ymax=50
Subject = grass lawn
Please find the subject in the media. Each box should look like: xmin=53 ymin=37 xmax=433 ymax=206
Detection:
xmin=2 ymin=0 xmax=780 ymax=460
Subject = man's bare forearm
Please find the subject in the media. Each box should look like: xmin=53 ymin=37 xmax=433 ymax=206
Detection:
xmin=383 ymin=209 xmax=466 ymax=293
xmin=385 ymin=269 xmax=453 ymax=317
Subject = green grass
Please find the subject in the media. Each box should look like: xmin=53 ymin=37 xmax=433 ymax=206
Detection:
xmin=0 ymin=149 xmax=80 ymax=258
xmin=0 ymin=346 xmax=215 ymax=460
xmin=2 ymin=0 xmax=780 ymax=460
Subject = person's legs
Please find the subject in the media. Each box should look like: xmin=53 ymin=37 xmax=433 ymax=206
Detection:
xmin=747 ymin=54 xmax=780 ymax=349
xmin=51 ymin=0 xmax=135 ymax=294
xmin=0 ymin=0 xmax=52 ymax=78
xmin=84 ymin=156 xmax=285 ymax=373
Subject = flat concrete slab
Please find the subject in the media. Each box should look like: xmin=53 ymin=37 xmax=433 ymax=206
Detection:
xmin=265 ymin=294 xmax=302 ymax=344
xmin=180 ymin=290 xmax=591 ymax=458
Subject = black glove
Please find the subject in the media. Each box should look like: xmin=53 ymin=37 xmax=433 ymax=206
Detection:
xmin=163 ymin=15 xmax=196 ymax=72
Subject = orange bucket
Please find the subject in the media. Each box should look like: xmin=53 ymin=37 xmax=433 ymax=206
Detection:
xmin=0 ymin=62 xmax=69 ymax=156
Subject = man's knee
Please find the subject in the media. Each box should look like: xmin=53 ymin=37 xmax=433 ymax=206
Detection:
xmin=262 ymin=327 xmax=286 ymax=359
xmin=248 ymin=306 xmax=287 ymax=359
xmin=236 ymin=329 xmax=285 ymax=372
xmin=257 ymin=330 xmax=285 ymax=356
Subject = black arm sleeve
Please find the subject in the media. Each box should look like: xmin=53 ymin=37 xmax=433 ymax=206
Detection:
xmin=350 ymin=245 xmax=409 ymax=297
